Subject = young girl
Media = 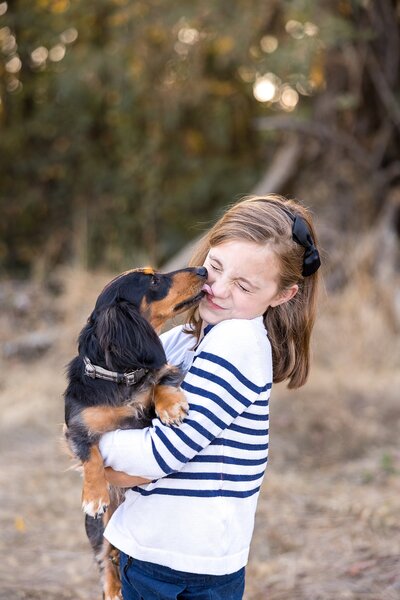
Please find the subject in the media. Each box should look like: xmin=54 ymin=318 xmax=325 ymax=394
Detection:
xmin=99 ymin=194 xmax=321 ymax=599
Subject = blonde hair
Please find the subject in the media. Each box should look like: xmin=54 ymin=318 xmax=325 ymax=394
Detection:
xmin=186 ymin=194 xmax=320 ymax=389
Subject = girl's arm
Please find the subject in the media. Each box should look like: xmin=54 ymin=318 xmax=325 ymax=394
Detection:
xmin=100 ymin=319 xmax=271 ymax=480
xmin=104 ymin=467 xmax=151 ymax=488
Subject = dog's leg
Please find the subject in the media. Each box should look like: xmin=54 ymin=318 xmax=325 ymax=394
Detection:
xmin=154 ymin=385 xmax=189 ymax=425
xmin=82 ymin=445 xmax=110 ymax=518
xmin=81 ymin=405 xmax=138 ymax=434
xmin=153 ymin=365 xmax=188 ymax=425
xmin=78 ymin=403 xmax=151 ymax=518
xmin=102 ymin=541 xmax=122 ymax=600
xmin=86 ymin=491 xmax=123 ymax=600
xmin=102 ymin=491 xmax=123 ymax=600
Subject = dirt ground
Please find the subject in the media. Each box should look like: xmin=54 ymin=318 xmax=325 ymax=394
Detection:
xmin=1 ymin=268 xmax=399 ymax=600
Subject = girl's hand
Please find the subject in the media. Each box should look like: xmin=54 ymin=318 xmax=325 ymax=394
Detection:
xmin=104 ymin=467 xmax=151 ymax=488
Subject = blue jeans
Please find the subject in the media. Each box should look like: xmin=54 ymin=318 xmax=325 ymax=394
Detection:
xmin=120 ymin=552 xmax=245 ymax=600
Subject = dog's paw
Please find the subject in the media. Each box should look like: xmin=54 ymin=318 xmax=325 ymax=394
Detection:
xmin=154 ymin=387 xmax=189 ymax=426
xmin=82 ymin=492 xmax=110 ymax=518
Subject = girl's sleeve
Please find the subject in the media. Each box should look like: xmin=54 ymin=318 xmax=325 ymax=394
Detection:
xmin=99 ymin=319 xmax=271 ymax=480
xmin=158 ymin=324 xmax=182 ymax=361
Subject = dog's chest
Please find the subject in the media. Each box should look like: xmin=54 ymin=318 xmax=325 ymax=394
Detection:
xmin=116 ymin=380 xmax=154 ymax=420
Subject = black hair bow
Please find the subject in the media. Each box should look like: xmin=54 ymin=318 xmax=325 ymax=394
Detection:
xmin=292 ymin=216 xmax=321 ymax=277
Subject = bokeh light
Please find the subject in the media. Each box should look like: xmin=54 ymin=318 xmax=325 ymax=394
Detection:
xmin=304 ymin=22 xmax=319 ymax=37
xmin=279 ymin=85 xmax=299 ymax=111
xmin=1 ymin=29 xmax=17 ymax=54
xmin=5 ymin=56 xmax=22 ymax=74
xmin=49 ymin=44 xmax=66 ymax=62
xmin=260 ymin=35 xmax=278 ymax=53
xmin=60 ymin=27 xmax=78 ymax=44
xmin=285 ymin=19 xmax=304 ymax=39
xmin=253 ymin=75 xmax=278 ymax=103
xmin=178 ymin=27 xmax=200 ymax=45
xmin=31 ymin=46 xmax=48 ymax=66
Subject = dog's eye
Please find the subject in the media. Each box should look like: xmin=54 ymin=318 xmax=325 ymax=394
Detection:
xmin=150 ymin=275 xmax=159 ymax=286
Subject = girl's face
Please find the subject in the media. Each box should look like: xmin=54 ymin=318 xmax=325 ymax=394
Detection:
xmin=199 ymin=240 xmax=298 ymax=326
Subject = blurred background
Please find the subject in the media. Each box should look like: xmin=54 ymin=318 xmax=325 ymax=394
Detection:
xmin=0 ymin=1 xmax=399 ymax=599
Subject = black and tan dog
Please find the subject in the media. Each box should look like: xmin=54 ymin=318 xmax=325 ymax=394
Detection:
xmin=64 ymin=266 xmax=207 ymax=599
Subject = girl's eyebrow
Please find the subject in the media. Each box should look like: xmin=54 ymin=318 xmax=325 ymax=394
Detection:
xmin=238 ymin=277 xmax=259 ymax=290
xmin=209 ymin=254 xmax=222 ymax=266
xmin=209 ymin=254 xmax=260 ymax=290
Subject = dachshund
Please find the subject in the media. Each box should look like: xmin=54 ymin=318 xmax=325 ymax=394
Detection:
xmin=63 ymin=265 xmax=207 ymax=599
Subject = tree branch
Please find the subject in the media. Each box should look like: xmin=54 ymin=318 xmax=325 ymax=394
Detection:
xmin=253 ymin=116 xmax=373 ymax=168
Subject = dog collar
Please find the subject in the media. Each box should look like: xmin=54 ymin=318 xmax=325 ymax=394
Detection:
xmin=83 ymin=356 xmax=148 ymax=386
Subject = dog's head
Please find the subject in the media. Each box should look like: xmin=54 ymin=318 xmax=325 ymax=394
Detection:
xmin=79 ymin=267 xmax=207 ymax=372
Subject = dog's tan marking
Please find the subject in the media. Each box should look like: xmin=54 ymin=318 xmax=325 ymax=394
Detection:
xmin=82 ymin=445 xmax=110 ymax=517
xmin=81 ymin=391 xmax=152 ymax=434
xmin=103 ymin=542 xmax=122 ymax=600
xmin=142 ymin=267 xmax=155 ymax=275
xmin=97 ymin=493 xmax=124 ymax=598
xmin=82 ymin=406 xmax=136 ymax=434
xmin=154 ymin=386 xmax=189 ymax=425
xmin=142 ymin=270 xmax=205 ymax=331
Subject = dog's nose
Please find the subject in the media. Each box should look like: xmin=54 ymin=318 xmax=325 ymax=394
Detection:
xmin=196 ymin=267 xmax=208 ymax=278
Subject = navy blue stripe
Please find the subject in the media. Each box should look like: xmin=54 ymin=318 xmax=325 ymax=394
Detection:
xmin=154 ymin=427 xmax=189 ymax=464
xmin=211 ymin=438 xmax=269 ymax=451
xmin=191 ymin=454 xmax=268 ymax=466
xmin=150 ymin=438 xmax=173 ymax=474
xmin=187 ymin=404 xmax=228 ymax=430
xmin=239 ymin=411 xmax=268 ymax=421
xmin=254 ymin=399 xmax=269 ymax=407
xmin=182 ymin=381 xmax=239 ymax=418
xmin=184 ymin=417 xmax=215 ymax=442
xmin=132 ymin=485 xmax=261 ymax=498
xmin=229 ymin=423 xmax=269 ymax=436
xmin=167 ymin=470 xmax=265 ymax=482
xmin=204 ymin=324 xmax=214 ymax=336
xmin=169 ymin=425 xmax=203 ymax=453
xmin=189 ymin=366 xmax=252 ymax=408
xmin=196 ymin=351 xmax=271 ymax=394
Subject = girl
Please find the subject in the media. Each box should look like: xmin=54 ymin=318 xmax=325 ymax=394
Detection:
xmin=100 ymin=194 xmax=321 ymax=599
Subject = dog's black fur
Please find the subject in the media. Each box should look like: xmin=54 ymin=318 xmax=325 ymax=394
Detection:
xmin=63 ymin=266 xmax=207 ymax=600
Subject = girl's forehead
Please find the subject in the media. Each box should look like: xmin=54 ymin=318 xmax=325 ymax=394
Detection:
xmin=208 ymin=241 xmax=279 ymax=278
xmin=209 ymin=240 xmax=272 ymax=260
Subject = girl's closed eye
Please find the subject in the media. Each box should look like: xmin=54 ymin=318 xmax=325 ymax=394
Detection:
xmin=210 ymin=263 xmax=222 ymax=272
xmin=237 ymin=282 xmax=251 ymax=293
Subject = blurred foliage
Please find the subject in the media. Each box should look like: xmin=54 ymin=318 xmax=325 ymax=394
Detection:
xmin=0 ymin=0 xmax=398 ymax=275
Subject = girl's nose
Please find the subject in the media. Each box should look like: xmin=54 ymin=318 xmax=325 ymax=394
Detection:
xmin=210 ymin=277 xmax=230 ymax=298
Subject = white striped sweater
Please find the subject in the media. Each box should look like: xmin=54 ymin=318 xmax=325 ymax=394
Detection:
xmin=100 ymin=316 xmax=272 ymax=575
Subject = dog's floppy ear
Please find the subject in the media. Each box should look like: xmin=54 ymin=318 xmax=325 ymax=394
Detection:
xmin=78 ymin=317 xmax=103 ymax=361
xmin=95 ymin=301 xmax=166 ymax=371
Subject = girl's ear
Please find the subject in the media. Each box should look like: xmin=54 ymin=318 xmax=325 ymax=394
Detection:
xmin=96 ymin=302 xmax=166 ymax=370
xmin=270 ymin=284 xmax=299 ymax=308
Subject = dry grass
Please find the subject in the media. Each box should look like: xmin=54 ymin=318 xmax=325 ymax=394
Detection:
xmin=0 ymin=267 xmax=399 ymax=599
